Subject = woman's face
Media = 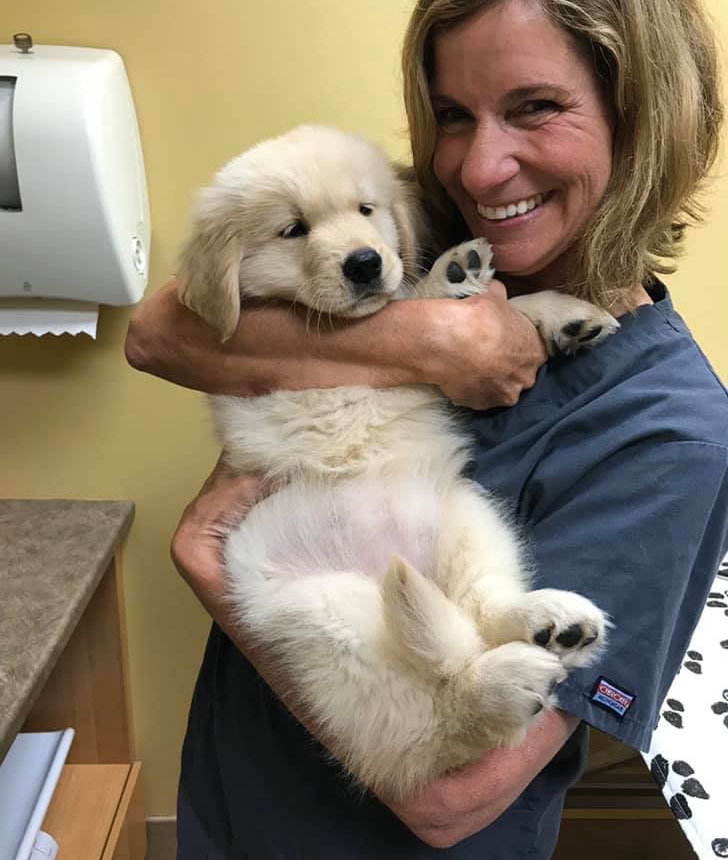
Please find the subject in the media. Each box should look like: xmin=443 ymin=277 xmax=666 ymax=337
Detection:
xmin=430 ymin=0 xmax=613 ymax=288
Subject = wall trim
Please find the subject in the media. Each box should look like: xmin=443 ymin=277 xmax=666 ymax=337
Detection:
xmin=146 ymin=817 xmax=176 ymax=860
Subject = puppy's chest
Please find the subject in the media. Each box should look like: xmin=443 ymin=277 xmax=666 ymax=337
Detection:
xmin=209 ymin=385 xmax=461 ymax=479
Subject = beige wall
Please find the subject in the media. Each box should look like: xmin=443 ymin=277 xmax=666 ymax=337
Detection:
xmin=1 ymin=1 xmax=726 ymax=816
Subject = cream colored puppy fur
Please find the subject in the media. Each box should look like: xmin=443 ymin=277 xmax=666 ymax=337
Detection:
xmin=178 ymin=125 xmax=617 ymax=801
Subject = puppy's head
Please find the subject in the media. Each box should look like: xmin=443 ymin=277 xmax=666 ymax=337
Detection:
xmin=177 ymin=125 xmax=422 ymax=340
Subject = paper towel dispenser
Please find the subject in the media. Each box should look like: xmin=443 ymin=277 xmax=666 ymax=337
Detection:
xmin=0 ymin=38 xmax=150 ymax=307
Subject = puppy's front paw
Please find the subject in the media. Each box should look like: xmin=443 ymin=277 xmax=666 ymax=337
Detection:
xmin=510 ymin=291 xmax=619 ymax=356
xmin=517 ymin=589 xmax=611 ymax=669
xmin=429 ymin=237 xmax=494 ymax=298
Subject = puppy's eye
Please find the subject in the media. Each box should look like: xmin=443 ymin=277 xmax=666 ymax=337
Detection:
xmin=359 ymin=204 xmax=374 ymax=216
xmin=280 ymin=219 xmax=309 ymax=238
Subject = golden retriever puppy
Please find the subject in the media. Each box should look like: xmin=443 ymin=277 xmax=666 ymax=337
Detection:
xmin=177 ymin=125 xmax=617 ymax=801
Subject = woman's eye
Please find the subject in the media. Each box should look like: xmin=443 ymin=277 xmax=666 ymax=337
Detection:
xmin=280 ymin=219 xmax=309 ymax=239
xmin=519 ymin=99 xmax=561 ymax=118
xmin=359 ymin=204 xmax=374 ymax=216
xmin=434 ymin=105 xmax=472 ymax=133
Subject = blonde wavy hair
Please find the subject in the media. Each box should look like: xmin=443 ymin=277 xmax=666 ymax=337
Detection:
xmin=402 ymin=0 xmax=724 ymax=307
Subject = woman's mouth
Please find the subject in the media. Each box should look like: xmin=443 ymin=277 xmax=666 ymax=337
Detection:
xmin=476 ymin=191 xmax=553 ymax=222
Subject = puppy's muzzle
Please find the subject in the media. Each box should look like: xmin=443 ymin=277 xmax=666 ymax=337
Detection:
xmin=343 ymin=247 xmax=383 ymax=299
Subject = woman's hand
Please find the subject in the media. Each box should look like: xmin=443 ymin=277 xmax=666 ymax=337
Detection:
xmin=171 ymin=454 xmax=271 ymax=622
xmin=422 ymin=279 xmax=549 ymax=410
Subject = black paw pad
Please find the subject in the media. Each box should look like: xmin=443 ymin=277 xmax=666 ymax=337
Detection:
xmin=684 ymin=650 xmax=703 ymax=674
xmin=580 ymin=634 xmax=597 ymax=649
xmin=555 ymin=624 xmax=583 ymax=648
xmin=579 ymin=325 xmax=603 ymax=343
xmin=650 ymin=753 xmax=669 ymax=789
xmin=682 ymin=777 xmax=710 ymax=800
xmin=534 ymin=628 xmax=552 ymax=647
xmin=562 ymin=321 xmax=583 ymax=338
xmin=662 ymin=698 xmax=685 ymax=729
xmin=663 ymin=710 xmax=684 ymax=729
xmin=466 ymin=249 xmax=482 ymax=272
xmin=446 ymin=261 xmax=466 ymax=284
xmin=669 ymin=792 xmax=692 ymax=819
xmin=715 ymin=691 xmax=728 ymax=729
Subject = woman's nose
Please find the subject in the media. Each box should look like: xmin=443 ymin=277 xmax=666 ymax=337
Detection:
xmin=460 ymin=120 xmax=520 ymax=198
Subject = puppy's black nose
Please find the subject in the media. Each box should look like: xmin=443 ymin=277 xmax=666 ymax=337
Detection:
xmin=343 ymin=248 xmax=382 ymax=286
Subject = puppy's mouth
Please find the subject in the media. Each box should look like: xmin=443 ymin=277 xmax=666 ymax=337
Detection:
xmin=350 ymin=276 xmax=384 ymax=302
xmin=335 ymin=287 xmax=389 ymax=318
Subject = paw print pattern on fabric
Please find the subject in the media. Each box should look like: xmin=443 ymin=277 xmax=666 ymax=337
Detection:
xmin=683 ymin=650 xmax=703 ymax=675
xmin=710 ymin=690 xmax=728 ymax=730
xmin=713 ymin=837 xmax=728 ymax=857
xmin=662 ymin=697 xmax=685 ymax=729
xmin=706 ymin=586 xmax=728 ymax=619
xmin=649 ymin=755 xmax=711 ymax=820
xmin=643 ymin=557 xmax=728 ymax=860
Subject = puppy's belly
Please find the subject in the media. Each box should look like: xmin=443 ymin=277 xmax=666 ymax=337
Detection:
xmin=224 ymin=478 xmax=440 ymax=582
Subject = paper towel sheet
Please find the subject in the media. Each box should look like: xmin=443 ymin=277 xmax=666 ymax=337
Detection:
xmin=0 ymin=299 xmax=98 ymax=338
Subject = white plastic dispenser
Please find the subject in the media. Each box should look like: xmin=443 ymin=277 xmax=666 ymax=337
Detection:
xmin=0 ymin=34 xmax=151 ymax=337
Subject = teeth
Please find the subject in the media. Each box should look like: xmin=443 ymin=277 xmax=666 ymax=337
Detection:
xmin=477 ymin=193 xmax=545 ymax=221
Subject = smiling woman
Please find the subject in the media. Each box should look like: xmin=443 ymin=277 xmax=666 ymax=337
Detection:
xmin=404 ymin=0 xmax=722 ymax=307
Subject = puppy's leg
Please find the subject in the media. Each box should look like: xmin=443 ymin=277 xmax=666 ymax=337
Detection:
xmin=228 ymin=564 xmax=485 ymax=801
xmin=509 ymin=291 xmax=619 ymax=355
xmin=434 ymin=481 xmax=610 ymax=670
xmin=381 ymin=554 xmax=567 ymax=782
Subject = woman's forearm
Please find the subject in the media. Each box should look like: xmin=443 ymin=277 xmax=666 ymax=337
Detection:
xmin=125 ymin=279 xmax=439 ymax=396
xmin=125 ymin=278 xmax=547 ymax=409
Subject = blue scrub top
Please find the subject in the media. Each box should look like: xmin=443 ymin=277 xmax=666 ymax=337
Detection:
xmin=177 ymin=282 xmax=728 ymax=859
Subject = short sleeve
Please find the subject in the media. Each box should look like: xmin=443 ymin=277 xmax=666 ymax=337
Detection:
xmin=525 ymin=439 xmax=728 ymax=750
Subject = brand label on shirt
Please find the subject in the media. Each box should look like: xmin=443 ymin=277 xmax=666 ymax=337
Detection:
xmin=590 ymin=676 xmax=636 ymax=718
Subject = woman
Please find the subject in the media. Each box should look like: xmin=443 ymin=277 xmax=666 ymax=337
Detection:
xmin=126 ymin=0 xmax=728 ymax=856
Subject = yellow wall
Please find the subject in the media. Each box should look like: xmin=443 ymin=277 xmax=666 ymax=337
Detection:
xmin=1 ymin=0 xmax=727 ymax=816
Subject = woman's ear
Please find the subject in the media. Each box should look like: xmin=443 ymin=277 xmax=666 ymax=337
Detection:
xmin=177 ymin=188 xmax=244 ymax=342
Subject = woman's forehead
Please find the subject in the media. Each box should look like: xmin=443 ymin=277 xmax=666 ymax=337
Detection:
xmin=430 ymin=0 xmax=593 ymax=101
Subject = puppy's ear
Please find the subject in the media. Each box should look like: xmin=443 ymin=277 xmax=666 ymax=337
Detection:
xmin=391 ymin=165 xmax=429 ymax=283
xmin=177 ymin=190 xmax=243 ymax=342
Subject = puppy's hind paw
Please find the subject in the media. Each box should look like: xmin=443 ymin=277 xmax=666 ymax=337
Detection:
xmin=461 ymin=642 xmax=567 ymax=745
xmin=520 ymin=588 xmax=611 ymax=670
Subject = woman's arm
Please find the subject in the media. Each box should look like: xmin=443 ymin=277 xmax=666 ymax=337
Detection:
xmin=387 ymin=708 xmax=579 ymax=848
xmin=171 ymin=456 xmax=579 ymax=848
xmin=125 ymin=278 xmax=547 ymax=410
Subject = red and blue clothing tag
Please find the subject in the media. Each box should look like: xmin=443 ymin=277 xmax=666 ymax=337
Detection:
xmin=590 ymin=676 xmax=636 ymax=719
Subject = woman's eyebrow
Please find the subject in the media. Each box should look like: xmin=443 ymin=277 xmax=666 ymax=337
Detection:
xmin=506 ymin=83 xmax=572 ymax=101
xmin=431 ymin=83 xmax=572 ymax=107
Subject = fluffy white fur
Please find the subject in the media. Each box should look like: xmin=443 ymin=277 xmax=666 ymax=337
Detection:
xmin=178 ymin=125 xmax=618 ymax=801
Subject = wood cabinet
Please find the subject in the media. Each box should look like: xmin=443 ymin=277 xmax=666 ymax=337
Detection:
xmin=0 ymin=500 xmax=145 ymax=860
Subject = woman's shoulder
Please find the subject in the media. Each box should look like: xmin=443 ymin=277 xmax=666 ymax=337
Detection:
xmin=469 ymin=281 xmax=727 ymax=497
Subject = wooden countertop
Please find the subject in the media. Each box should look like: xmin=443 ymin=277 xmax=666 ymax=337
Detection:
xmin=0 ymin=499 xmax=134 ymax=763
